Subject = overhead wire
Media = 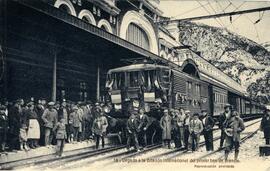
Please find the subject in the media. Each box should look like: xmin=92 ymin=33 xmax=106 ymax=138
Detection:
xmin=171 ymin=2 xmax=210 ymax=19
xmin=207 ymin=0 xmax=226 ymax=27
xmin=228 ymin=0 xmax=261 ymax=42
xmin=196 ymin=0 xmax=224 ymax=28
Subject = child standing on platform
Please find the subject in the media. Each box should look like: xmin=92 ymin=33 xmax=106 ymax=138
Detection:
xmin=53 ymin=118 xmax=66 ymax=157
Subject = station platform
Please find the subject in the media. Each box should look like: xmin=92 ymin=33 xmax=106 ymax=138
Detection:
xmin=0 ymin=134 xmax=120 ymax=164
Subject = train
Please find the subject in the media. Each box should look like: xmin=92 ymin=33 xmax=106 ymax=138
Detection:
xmin=103 ymin=60 xmax=266 ymax=143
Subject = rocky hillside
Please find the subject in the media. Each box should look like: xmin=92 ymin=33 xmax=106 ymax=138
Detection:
xmin=261 ymin=42 xmax=270 ymax=52
xmin=178 ymin=21 xmax=270 ymax=103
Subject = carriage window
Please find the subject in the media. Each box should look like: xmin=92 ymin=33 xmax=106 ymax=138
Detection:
xmin=129 ymin=71 xmax=140 ymax=87
xmin=188 ymin=82 xmax=192 ymax=90
xmin=195 ymin=84 xmax=201 ymax=96
xmin=111 ymin=72 xmax=125 ymax=90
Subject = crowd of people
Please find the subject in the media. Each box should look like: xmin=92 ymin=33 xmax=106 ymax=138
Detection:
xmin=1 ymin=98 xmax=270 ymax=160
xmin=0 ymin=98 xmax=108 ymax=156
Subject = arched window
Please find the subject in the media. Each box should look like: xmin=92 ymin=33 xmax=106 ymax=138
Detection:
xmin=54 ymin=0 xmax=76 ymax=16
xmin=59 ymin=4 xmax=71 ymax=14
xmin=100 ymin=25 xmax=107 ymax=31
xmin=126 ymin=23 xmax=150 ymax=51
xmin=78 ymin=9 xmax=96 ymax=26
xmin=97 ymin=19 xmax=113 ymax=33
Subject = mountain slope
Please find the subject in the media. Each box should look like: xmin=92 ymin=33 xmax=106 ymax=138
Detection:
xmin=178 ymin=21 xmax=270 ymax=103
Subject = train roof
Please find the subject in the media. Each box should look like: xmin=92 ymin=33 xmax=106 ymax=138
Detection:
xmin=107 ymin=64 xmax=169 ymax=74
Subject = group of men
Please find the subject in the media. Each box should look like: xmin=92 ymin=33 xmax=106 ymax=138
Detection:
xmin=0 ymin=98 xmax=108 ymax=153
xmin=125 ymin=104 xmax=246 ymax=161
xmin=158 ymin=108 xmax=215 ymax=152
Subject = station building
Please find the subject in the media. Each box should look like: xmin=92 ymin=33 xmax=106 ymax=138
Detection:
xmin=0 ymin=0 xmax=245 ymax=106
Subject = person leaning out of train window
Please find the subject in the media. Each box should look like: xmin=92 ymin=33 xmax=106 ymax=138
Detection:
xmin=160 ymin=109 xmax=172 ymax=149
xmin=183 ymin=110 xmax=191 ymax=150
xmin=188 ymin=113 xmax=203 ymax=152
xmin=137 ymin=108 xmax=150 ymax=149
xmin=201 ymin=109 xmax=215 ymax=152
xmin=171 ymin=109 xmax=181 ymax=149
xmin=92 ymin=110 xmax=108 ymax=149
xmin=260 ymin=109 xmax=270 ymax=145
xmin=53 ymin=117 xmax=67 ymax=157
xmin=219 ymin=103 xmax=232 ymax=149
xmin=223 ymin=110 xmax=245 ymax=161
xmin=126 ymin=111 xmax=140 ymax=152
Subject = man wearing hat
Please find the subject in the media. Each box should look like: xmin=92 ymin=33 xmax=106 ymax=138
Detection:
xmin=201 ymin=109 xmax=215 ymax=151
xmin=0 ymin=105 xmax=8 ymax=152
xmin=160 ymin=109 xmax=172 ymax=149
xmin=58 ymin=100 xmax=69 ymax=142
xmin=126 ymin=110 xmax=140 ymax=151
xmin=137 ymin=108 xmax=150 ymax=149
xmin=42 ymin=102 xmax=58 ymax=146
xmin=188 ymin=113 xmax=203 ymax=151
xmin=218 ymin=103 xmax=232 ymax=149
xmin=92 ymin=110 xmax=108 ymax=149
xmin=8 ymin=99 xmax=23 ymax=150
xmin=69 ymin=106 xmax=82 ymax=142
xmin=35 ymin=99 xmax=45 ymax=146
xmin=223 ymin=110 xmax=245 ymax=161
xmin=183 ymin=110 xmax=191 ymax=150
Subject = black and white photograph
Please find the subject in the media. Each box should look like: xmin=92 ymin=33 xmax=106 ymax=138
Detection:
xmin=0 ymin=0 xmax=270 ymax=170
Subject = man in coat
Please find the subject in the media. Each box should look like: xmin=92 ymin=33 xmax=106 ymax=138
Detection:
xmin=223 ymin=110 xmax=245 ymax=161
xmin=160 ymin=109 xmax=172 ymax=149
xmin=183 ymin=110 xmax=191 ymax=150
xmin=42 ymin=102 xmax=58 ymax=146
xmin=126 ymin=111 xmax=140 ymax=151
xmin=92 ymin=111 xmax=108 ymax=149
xmin=201 ymin=109 xmax=215 ymax=151
xmin=260 ymin=109 xmax=270 ymax=144
xmin=69 ymin=106 xmax=82 ymax=142
xmin=84 ymin=101 xmax=93 ymax=140
xmin=188 ymin=113 xmax=203 ymax=151
xmin=0 ymin=105 xmax=8 ymax=152
xmin=8 ymin=99 xmax=23 ymax=151
xmin=171 ymin=109 xmax=181 ymax=148
xmin=178 ymin=108 xmax=186 ymax=148
xmin=58 ymin=100 xmax=69 ymax=143
xmin=137 ymin=108 xmax=150 ymax=149
xmin=219 ymin=104 xmax=232 ymax=149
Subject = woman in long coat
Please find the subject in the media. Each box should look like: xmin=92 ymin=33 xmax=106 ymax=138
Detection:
xmin=160 ymin=109 xmax=172 ymax=148
xmin=260 ymin=109 xmax=270 ymax=145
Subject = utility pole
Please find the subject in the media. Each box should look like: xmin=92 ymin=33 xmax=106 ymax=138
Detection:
xmin=52 ymin=52 xmax=57 ymax=102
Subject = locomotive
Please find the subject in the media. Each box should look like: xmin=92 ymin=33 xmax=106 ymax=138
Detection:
xmin=104 ymin=59 xmax=265 ymax=144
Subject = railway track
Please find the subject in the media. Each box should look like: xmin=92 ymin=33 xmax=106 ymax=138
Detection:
xmin=1 ymin=145 xmax=126 ymax=170
xmin=61 ymin=143 xmax=163 ymax=170
xmin=196 ymin=128 xmax=260 ymax=160
xmin=147 ymin=118 xmax=261 ymax=159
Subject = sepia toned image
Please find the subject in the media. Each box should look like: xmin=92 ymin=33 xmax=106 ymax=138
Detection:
xmin=0 ymin=0 xmax=270 ymax=171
